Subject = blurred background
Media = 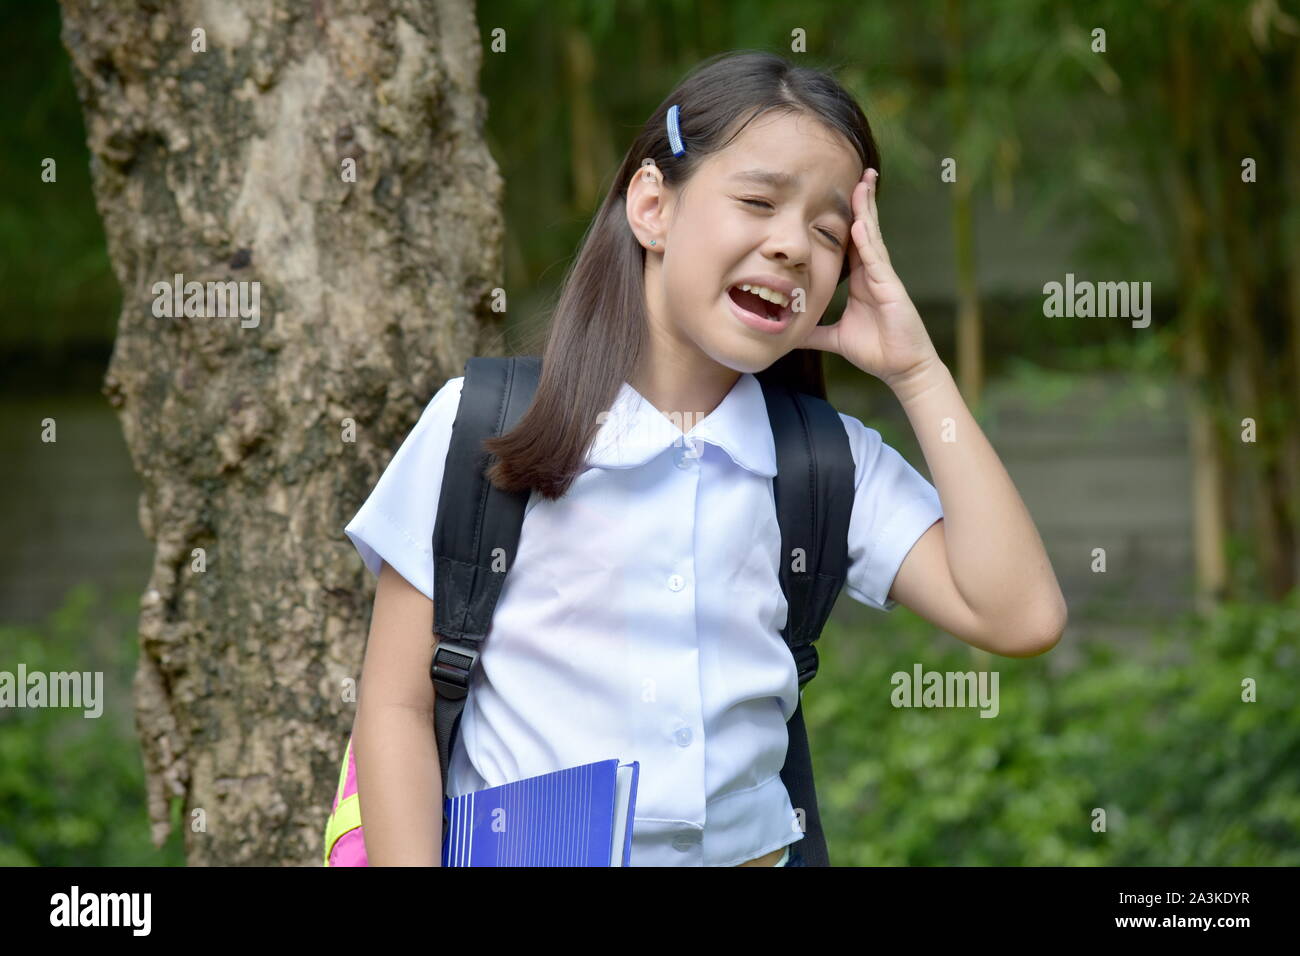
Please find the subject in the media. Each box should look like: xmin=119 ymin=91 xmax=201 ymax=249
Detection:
xmin=1 ymin=0 xmax=1297 ymax=865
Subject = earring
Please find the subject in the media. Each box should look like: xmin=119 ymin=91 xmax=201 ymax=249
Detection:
xmin=649 ymin=240 xmax=657 ymax=246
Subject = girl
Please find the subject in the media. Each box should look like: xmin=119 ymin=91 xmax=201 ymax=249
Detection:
xmin=344 ymin=50 xmax=1068 ymax=867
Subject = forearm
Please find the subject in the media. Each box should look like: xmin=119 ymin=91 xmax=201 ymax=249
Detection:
xmin=888 ymin=357 xmax=1067 ymax=641
xmin=352 ymin=701 xmax=443 ymax=866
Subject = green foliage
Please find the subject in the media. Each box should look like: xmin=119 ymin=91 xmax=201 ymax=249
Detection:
xmin=5 ymin=581 xmax=1297 ymax=866
xmin=0 ymin=584 xmax=186 ymax=866
xmin=811 ymin=592 xmax=1300 ymax=865
xmin=0 ymin=3 xmax=120 ymax=351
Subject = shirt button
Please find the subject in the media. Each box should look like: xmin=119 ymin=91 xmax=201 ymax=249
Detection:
xmin=674 ymin=727 xmax=693 ymax=747
xmin=667 ymin=574 xmax=685 ymax=592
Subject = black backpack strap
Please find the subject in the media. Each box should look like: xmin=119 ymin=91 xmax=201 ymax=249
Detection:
xmin=760 ymin=379 xmax=855 ymax=867
xmin=431 ymin=355 xmax=541 ymax=830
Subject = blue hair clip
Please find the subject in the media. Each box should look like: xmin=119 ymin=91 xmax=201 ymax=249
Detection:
xmin=667 ymin=104 xmax=685 ymax=157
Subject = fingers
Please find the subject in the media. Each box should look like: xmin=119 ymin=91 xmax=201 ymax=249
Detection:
xmin=852 ymin=216 xmax=889 ymax=283
xmin=863 ymin=169 xmax=889 ymax=264
xmin=851 ymin=170 xmax=894 ymax=285
xmin=851 ymin=170 xmax=871 ymax=238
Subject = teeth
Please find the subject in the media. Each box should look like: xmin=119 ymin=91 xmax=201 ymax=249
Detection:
xmin=738 ymin=283 xmax=790 ymax=308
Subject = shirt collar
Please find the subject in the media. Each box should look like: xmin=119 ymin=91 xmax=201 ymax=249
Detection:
xmin=584 ymin=372 xmax=778 ymax=478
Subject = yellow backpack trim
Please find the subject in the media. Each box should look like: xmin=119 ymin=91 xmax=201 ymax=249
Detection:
xmin=323 ymin=737 xmax=362 ymax=866
xmin=324 ymin=793 xmax=363 ymax=866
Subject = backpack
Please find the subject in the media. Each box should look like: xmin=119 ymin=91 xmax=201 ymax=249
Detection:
xmin=324 ymin=354 xmax=855 ymax=866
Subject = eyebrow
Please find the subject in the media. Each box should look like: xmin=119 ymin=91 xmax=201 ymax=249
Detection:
xmin=728 ymin=168 xmax=853 ymax=225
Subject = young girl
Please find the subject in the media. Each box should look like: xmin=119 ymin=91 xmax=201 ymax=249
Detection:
xmin=343 ymin=50 xmax=1067 ymax=867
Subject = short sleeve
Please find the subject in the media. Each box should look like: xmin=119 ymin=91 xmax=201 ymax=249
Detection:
xmin=839 ymin=412 xmax=944 ymax=611
xmin=343 ymin=377 xmax=465 ymax=601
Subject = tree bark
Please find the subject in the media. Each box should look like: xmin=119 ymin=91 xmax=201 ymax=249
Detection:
xmin=58 ymin=0 xmax=503 ymax=864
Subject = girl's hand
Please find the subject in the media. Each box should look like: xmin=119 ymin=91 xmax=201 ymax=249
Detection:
xmin=800 ymin=168 xmax=941 ymax=391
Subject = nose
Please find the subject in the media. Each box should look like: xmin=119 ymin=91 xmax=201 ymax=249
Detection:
xmin=763 ymin=214 xmax=811 ymax=270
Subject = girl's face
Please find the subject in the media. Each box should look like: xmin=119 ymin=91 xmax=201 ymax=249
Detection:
xmin=629 ymin=110 xmax=863 ymax=376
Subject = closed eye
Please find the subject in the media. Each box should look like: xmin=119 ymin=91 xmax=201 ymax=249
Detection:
xmin=739 ymin=198 xmax=843 ymax=248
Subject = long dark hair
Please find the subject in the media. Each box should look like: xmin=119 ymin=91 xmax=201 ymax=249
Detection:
xmin=485 ymin=50 xmax=881 ymax=500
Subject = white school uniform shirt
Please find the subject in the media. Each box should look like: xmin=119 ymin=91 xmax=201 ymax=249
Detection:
xmin=344 ymin=370 xmax=943 ymax=867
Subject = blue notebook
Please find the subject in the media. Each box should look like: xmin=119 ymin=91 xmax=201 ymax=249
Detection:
xmin=442 ymin=758 xmax=640 ymax=866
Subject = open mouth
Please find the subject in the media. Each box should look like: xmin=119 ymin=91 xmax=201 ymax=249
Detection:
xmin=727 ymin=284 xmax=790 ymax=323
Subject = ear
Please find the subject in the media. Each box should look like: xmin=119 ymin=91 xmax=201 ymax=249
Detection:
xmin=626 ymin=161 xmax=671 ymax=249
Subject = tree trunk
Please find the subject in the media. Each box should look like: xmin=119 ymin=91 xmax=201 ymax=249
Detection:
xmin=58 ymin=0 xmax=503 ymax=864
xmin=1167 ymin=12 xmax=1229 ymax=610
xmin=944 ymin=0 xmax=984 ymax=410
xmin=1215 ymin=40 xmax=1293 ymax=601
xmin=564 ymin=26 xmax=603 ymax=210
xmin=1287 ymin=44 xmax=1300 ymax=590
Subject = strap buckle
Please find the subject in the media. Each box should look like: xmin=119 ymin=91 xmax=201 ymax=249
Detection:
xmin=431 ymin=639 xmax=480 ymax=701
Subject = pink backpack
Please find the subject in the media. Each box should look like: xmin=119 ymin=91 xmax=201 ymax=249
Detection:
xmin=322 ymin=736 xmax=367 ymax=866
